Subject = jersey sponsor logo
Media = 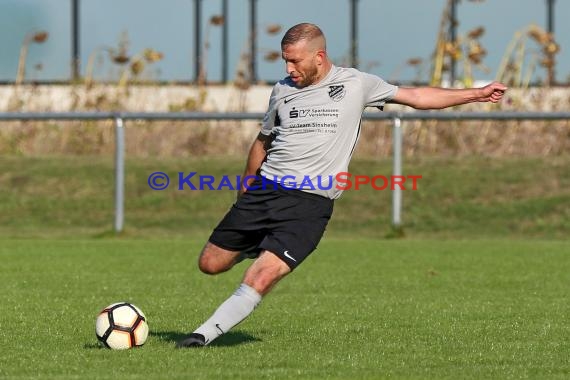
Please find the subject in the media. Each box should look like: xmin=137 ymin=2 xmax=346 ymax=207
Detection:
xmin=283 ymin=250 xmax=297 ymax=262
xmin=290 ymin=107 xmax=340 ymax=119
xmin=328 ymin=85 xmax=346 ymax=102
xmin=289 ymin=107 xmax=311 ymax=119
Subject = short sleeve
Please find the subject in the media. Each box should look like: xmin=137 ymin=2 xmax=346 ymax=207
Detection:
xmin=359 ymin=71 xmax=398 ymax=108
xmin=261 ymin=86 xmax=279 ymax=135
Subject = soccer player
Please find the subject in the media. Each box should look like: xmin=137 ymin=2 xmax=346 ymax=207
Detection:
xmin=176 ymin=23 xmax=506 ymax=347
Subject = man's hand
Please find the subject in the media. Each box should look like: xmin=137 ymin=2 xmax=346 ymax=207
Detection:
xmin=237 ymin=177 xmax=254 ymax=199
xmin=479 ymin=81 xmax=508 ymax=103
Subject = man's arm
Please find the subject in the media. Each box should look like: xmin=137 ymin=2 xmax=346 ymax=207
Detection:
xmin=239 ymin=132 xmax=272 ymax=196
xmin=390 ymin=81 xmax=507 ymax=110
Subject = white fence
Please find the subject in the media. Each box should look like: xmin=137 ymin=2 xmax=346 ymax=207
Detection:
xmin=1 ymin=111 xmax=569 ymax=233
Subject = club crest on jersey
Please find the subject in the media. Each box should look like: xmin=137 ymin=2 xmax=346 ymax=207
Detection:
xmin=328 ymin=85 xmax=346 ymax=102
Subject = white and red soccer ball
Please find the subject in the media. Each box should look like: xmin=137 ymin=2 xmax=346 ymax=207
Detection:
xmin=96 ymin=302 xmax=149 ymax=350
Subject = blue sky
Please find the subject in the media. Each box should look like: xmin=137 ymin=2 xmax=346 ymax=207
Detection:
xmin=0 ymin=0 xmax=568 ymax=84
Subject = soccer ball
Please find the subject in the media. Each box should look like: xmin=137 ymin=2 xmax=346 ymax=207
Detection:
xmin=95 ymin=302 xmax=149 ymax=350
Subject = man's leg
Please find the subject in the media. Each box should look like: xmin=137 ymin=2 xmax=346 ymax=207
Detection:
xmin=177 ymin=250 xmax=290 ymax=348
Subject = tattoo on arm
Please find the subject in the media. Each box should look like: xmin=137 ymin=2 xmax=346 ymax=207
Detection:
xmin=257 ymin=132 xmax=274 ymax=151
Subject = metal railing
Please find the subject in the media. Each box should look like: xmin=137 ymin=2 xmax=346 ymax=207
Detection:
xmin=1 ymin=111 xmax=569 ymax=233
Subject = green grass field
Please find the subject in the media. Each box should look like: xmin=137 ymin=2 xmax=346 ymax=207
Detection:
xmin=1 ymin=155 xmax=569 ymax=379
xmin=1 ymin=239 xmax=569 ymax=379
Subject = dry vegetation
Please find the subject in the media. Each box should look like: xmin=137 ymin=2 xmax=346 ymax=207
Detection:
xmin=1 ymin=108 xmax=569 ymax=159
xmin=357 ymin=118 xmax=570 ymax=158
xmin=2 ymin=84 xmax=569 ymax=158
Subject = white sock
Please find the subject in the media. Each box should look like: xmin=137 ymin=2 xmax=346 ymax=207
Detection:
xmin=194 ymin=283 xmax=262 ymax=345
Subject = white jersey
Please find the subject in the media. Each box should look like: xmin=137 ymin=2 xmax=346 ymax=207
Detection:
xmin=260 ymin=65 xmax=398 ymax=199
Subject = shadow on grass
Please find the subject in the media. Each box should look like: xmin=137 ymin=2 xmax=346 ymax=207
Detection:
xmin=151 ymin=330 xmax=261 ymax=347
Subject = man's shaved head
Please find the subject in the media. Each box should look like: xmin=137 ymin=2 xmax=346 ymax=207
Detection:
xmin=281 ymin=23 xmax=326 ymax=52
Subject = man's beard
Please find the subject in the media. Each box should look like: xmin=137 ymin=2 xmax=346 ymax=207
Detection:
xmin=296 ymin=65 xmax=319 ymax=88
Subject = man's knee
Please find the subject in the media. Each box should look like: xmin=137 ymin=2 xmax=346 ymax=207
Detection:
xmin=197 ymin=253 xmax=219 ymax=275
xmin=197 ymin=242 xmax=239 ymax=275
xmin=243 ymin=251 xmax=291 ymax=295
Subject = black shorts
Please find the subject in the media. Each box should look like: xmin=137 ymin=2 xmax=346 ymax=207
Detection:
xmin=208 ymin=179 xmax=334 ymax=270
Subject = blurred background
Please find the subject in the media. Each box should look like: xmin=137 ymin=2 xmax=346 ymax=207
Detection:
xmin=0 ymin=0 xmax=568 ymax=239
xmin=0 ymin=0 xmax=568 ymax=86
